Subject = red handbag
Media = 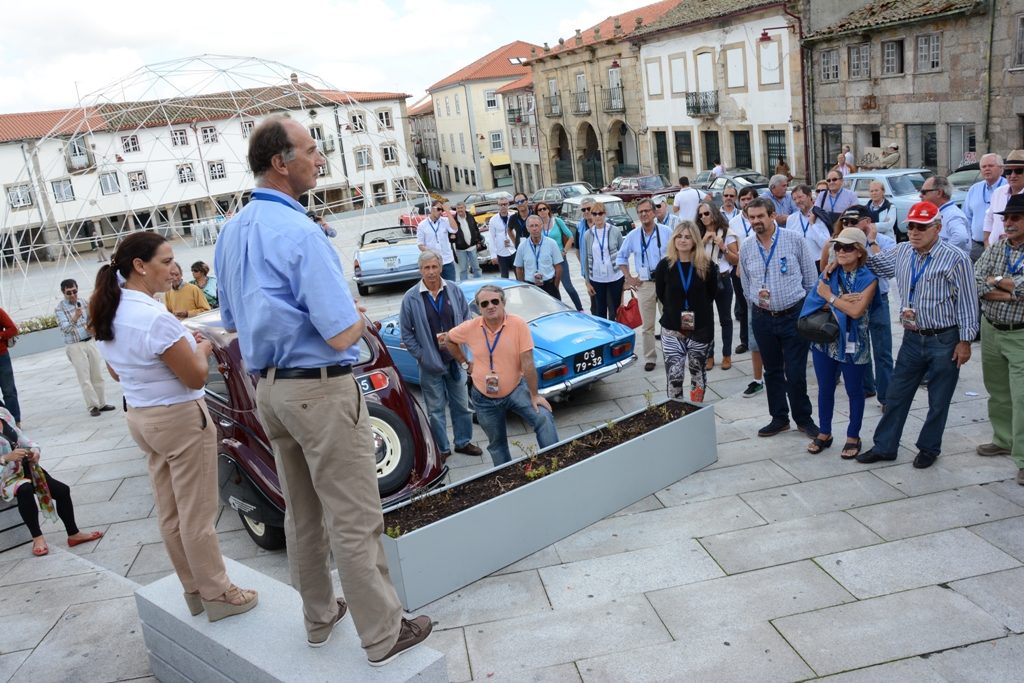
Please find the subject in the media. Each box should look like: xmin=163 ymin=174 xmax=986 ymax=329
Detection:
xmin=616 ymin=290 xmax=642 ymax=329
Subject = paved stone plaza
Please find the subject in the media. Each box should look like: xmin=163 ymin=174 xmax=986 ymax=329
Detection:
xmin=0 ymin=206 xmax=1021 ymax=681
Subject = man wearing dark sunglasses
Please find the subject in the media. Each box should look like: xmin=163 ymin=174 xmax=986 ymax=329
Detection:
xmin=984 ymin=149 xmax=1024 ymax=246
xmin=445 ymin=285 xmax=558 ymax=466
xmin=55 ymin=279 xmax=115 ymax=417
xmin=815 ymin=172 xmax=858 ymax=227
xmin=858 ymin=201 xmax=979 ymax=469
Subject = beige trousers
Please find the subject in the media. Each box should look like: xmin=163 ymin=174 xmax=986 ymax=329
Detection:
xmin=637 ymin=280 xmax=662 ymax=362
xmin=65 ymin=339 xmax=106 ymax=409
xmin=255 ymin=370 xmax=401 ymax=659
xmin=126 ymin=398 xmax=231 ymax=600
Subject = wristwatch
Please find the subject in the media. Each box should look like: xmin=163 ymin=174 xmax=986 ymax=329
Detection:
xmin=460 ymin=361 xmax=469 ymax=370
xmin=994 ymin=276 xmax=1004 ymax=285
xmin=828 ymin=295 xmax=837 ymax=305
xmin=868 ymin=241 xmax=877 ymax=248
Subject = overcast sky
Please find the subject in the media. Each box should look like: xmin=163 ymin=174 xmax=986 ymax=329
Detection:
xmin=0 ymin=0 xmax=649 ymax=114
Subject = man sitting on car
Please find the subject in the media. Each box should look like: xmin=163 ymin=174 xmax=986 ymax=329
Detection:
xmin=399 ymin=251 xmax=483 ymax=459
xmin=445 ymin=285 xmax=558 ymax=467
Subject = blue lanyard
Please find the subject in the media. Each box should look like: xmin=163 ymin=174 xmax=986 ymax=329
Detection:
xmin=1005 ymin=242 xmax=1024 ymax=275
xmin=676 ymin=262 xmax=694 ymax=310
xmin=594 ymin=228 xmax=608 ymax=260
xmin=723 ymin=207 xmax=738 ymax=220
xmin=251 ymin=190 xmax=303 ymax=212
xmin=740 ymin=217 xmax=751 ymax=237
xmin=483 ymin=324 xmax=504 ymax=372
xmin=938 ymin=201 xmax=955 ymax=213
xmin=639 ymin=229 xmax=658 ymax=266
xmin=827 ymin=192 xmax=839 ymax=213
xmin=426 ymin=289 xmax=445 ymax=317
xmin=908 ymin=252 xmax=931 ymax=306
xmin=529 ymin=239 xmax=543 ymax=273
xmin=427 ymin=218 xmax=443 ymax=243
xmin=983 ymin=177 xmax=1006 ymax=205
xmin=757 ymin=231 xmax=779 ymax=287
xmin=798 ymin=214 xmax=808 ymax=237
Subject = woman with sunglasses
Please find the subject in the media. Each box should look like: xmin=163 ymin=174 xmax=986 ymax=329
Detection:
xmin=800 ymin=228 xmax=879 ymax=458
xmin=654 ymin=221 xmax=718 ymax=403
xmin=582 ymin=202 xmax=625 ymax=320
xmin=535 ymin=202 xmax=583 ymax=311
xmin=189 ymin=261 xmax=218 ymax=308
xmin=697 ymin=204 xmax=733 ymax=371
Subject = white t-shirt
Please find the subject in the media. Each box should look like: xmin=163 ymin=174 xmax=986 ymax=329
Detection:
xmin=416 ymin=217 xmax=456 ymax=264
xmin=487 ymin=213 xmax=516 ymax=257
xmin=96 ymin=288 xmax=204 ymax=407
xmin=673 ymin=187 xmax=702 ymax=221
xmin=726 ymin=213 xmax=754 ymax=247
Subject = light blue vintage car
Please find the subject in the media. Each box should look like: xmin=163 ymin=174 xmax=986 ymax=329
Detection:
xmin=353 ymin=226 xmax=423 ymax=296
xmin=378 ymin=279 xmax=637 ymax=399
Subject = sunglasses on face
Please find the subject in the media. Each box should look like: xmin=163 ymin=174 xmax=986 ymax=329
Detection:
xmin=699 ymin=211 xmax=713 ymax=217
xmin=591 ymin=211 xmax=606 ymax=216
xmin=1005 ymin=168 xmax=1024 ymax=176
xmin=537 ymin=207 xmax=549 ymax=212
xmin=827 ymin=177 xmax=841 ymax=182
xmin=833 ymin=243 xmax=859 ymax=253
xmin=842 ymin=218 xmax=861 ymax=226
xmin=907 ymin=222 xmax=935 ymax=232
xmin=919 ymin=188 xmax=939 ymax=195
xmin=723 ymin=194 xmax=736 ymax=199
xmin=64 ymin=289 xmax=78 ymax=295
xmin=582 ymin=208 xmax=592 ymax=213
xmin=515 ymin=199 xmax=527 ymax=205
xmin=478 ymin=298 xmax=502 ymax=308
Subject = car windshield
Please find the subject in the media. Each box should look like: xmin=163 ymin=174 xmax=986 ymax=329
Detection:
xmin=639 ymin=176 xmax=670 ymax=191
xmin=485 ymin=191 xmax=512 ymax=201
xmin=948 ymin=169 xmax=980 ymax=189
xmin=603 ymin=200 xmax=628 ymax=217
xmin=733 ymin=174 xmax=769 ymax=187
xmin=470 ymin=284 xmax=570 ymax=322
xmin=888 ymin=175 xmax=921 ymax=195
xmin=359 ymin=227 xmax=416 ymax=247
xmin=559 ymin=184 xmax=590 ymax=198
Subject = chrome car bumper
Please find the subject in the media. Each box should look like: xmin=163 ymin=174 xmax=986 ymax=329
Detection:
xmin=538 ymin=354 xmax=638 ymax=398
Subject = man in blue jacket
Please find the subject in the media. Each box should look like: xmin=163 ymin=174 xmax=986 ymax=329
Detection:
xmin=400 ymin=250 xmax=483 ymax=458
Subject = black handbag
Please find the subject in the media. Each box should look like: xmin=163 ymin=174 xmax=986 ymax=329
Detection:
xmin=797 ymin=273 xmax=847 ymax=344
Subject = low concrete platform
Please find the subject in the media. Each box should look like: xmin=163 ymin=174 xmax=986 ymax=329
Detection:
xmin=134 ymin=558 xmax=447 ymax=683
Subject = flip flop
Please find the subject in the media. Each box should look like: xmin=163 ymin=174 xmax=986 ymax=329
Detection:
xmin=67 ymin=531 xmax=104 ymax=547
xmin=32 ymin=542 xmax=48 ymax=557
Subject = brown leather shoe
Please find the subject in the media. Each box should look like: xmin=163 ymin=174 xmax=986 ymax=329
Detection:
xmin=705 ymin=357 xmax=714 ymax=370
xmin=454 ymin=442 xmax=483 ymax=456
xmin=720 ymin=356 xmax=732 ymax=370
xmin=976 ymin=443 xmax=1011 ymax=457
xmin=368 ymin=615 xmax=433 ymax=666
xmin=308 ymin=598 xmax=348 ymax=647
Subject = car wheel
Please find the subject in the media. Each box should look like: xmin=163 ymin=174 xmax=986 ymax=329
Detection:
xmin=369 ymin=403 xmax=415 ymax=496
xmin=357 ymin=283 xmax=370 ymax=296
xmin=238 ymin=512 xmax=286 ymax=550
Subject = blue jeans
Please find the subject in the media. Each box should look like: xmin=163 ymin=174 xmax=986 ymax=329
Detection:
xmin=861 ymin=294 xmax=893 ymax=404
xmin=441 ymin=262 xmax=456 ymax=281
xmin=812 ymin=349 xmax=867 ymax=438
xmin=0 ymin=353 xmax=20 ymax=423
xmin=419 ymin=362 xmax=474 ymax=453
xmin=871 ymin=327 xmax=960 ymax=457
xmin=457 ymin=249 xmax=481 ymax=280
xmin=559 ymin=257 xmax=584 ymax=311
xmin=751 ymin=306 xmax=813 ymax=426
xmin=708 ymin=273 xmax=734 ymax=357
xmin=470 ymin=380 xmax=558 ymax=466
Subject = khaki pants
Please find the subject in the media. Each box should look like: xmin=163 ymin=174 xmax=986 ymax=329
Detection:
xmin=255 ymin=370 xmax=401 ymax=659
xmin=637 ymin=280 xmax=662 ymax=362
xmin=65 ymin=339 xmax=106 ymax=409
xmin=126 ymin=399 xmax=231 ymax=600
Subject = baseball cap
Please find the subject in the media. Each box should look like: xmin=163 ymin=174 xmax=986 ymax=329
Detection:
xmin=841 ymin=205 xmax=871 ymax=222
xmin=831 ymin=227 xmax=868 ymax=247
xmin=653 ymin=196 xmax=668 ymax=207
xmin=906 ymin=201 xmax=940 ymax=224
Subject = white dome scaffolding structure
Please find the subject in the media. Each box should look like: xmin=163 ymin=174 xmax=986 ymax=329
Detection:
xmin=0 ymin=54 xmax=428 ymax=318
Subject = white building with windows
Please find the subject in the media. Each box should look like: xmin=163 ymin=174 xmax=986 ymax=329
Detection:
xmin=426 ymin=41 xmax=540 ymax=193
xmin=0 ymin=76 xmax=417 ymax=262
xmin=633 ymin=1 xmax=806 ymax=183
xmin=497 ymin=74 xmax=542 ymax=195
xmin=408 ymin=98 xmax=441 ymax=189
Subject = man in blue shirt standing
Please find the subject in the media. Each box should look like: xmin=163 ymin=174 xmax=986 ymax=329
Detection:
xmin=760 ymin=175 xmax=797 ymax=227
xmin=964 ymin=153 xmax=1006 ymax=262
xmin=920 ymin=176 xmax=971 ymax=255
xmin=215 ymin=117 xmax=431 ymax=665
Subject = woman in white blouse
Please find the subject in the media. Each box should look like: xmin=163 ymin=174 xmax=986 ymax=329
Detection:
xmin=582 ymin=202 xmax=625 ymax=319
xmin=91 ymin=232 xmax=257 ymax=623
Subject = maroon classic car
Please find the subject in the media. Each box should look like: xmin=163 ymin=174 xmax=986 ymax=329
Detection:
xmin=184 ymin=310 xmax=447 ymax=550
xmin=600 ymin=175 xmax=681 ymax=202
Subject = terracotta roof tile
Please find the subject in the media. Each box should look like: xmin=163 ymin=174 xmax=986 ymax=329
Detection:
xmin=496 ymin=73 xmax=533 ymax=95
xmin=805 ymin=0 xmax=982 ymax=39
xmin=0 ymin=108 xmax=107 ymax=143
xmin=534 ymin=0 xmax=679 ymax=58
xmin=407 ymin=98 xmax=435 ymax=117
xmin=428 ymin=41 xmax=541 ymax=92
xmin=634 ymin=0 xmax=783 ymax=37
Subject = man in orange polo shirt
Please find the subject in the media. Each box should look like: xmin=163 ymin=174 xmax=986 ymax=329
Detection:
xmin=445 ymin=284 xmax=558 ymax=466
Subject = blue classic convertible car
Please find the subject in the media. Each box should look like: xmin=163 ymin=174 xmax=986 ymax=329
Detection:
xmin=378 ymin=279 xmax=638 ymax=399
xmin=354 ymin=226 xmax=423 ymax=296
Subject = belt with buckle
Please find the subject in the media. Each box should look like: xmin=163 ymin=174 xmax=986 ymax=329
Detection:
xmin=907 ymin=326 xmax=956 ymax=337
xmin=755 ymin=301 xmax=803 ymax=318
xmin=986 ymin=318 xmax=1024 ymax=332
xmin=259 ymin=365 xmax=352 ymax=379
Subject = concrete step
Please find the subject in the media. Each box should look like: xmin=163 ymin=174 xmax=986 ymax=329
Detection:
xmin=134 ymin=557 xmax=447 ymax=683
xmin=0 ymin=501 xmax=32 ymax=552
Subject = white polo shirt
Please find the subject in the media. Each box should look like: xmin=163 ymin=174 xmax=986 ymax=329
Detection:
xmin=96 ymin=288 xmax=204 ymax=407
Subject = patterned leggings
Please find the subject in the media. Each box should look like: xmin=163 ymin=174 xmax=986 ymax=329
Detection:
xmin=662 ymin=332 xmax=710 ymax=399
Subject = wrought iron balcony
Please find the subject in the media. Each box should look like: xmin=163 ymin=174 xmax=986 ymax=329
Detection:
xmin=686 ymin=91 xmax=719 ymax=118
xmin=570 ymin=90 xmax=591 ymax=115
xmin=543 ymin=95 xmax=562 ymax=117
xmin=506 ymin=107 xmax=526 ymax=124
xmin=603 ymin=86 xmax=625 ymax=113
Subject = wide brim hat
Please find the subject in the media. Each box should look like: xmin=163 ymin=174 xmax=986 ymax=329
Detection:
xmin=995 ymin=193 xmax=1024 ymax=216
xmin=1004 ymin=149 xmax=1024 ymax=168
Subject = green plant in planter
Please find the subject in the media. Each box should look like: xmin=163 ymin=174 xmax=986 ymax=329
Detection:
xmin=385 ymin=525 xmax=402 ymax=539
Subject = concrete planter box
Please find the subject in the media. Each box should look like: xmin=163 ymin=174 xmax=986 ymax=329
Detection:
xmin=9 ymin=328 xmax=64 ymax=358
xmin=382 ymin=399 xmax=717 ymax=610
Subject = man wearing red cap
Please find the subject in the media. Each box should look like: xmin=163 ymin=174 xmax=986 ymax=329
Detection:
xmin=974 ymin=193 xmax=1024 ymax=486
xmin=857 ymin=201 xmax=979 ymax=469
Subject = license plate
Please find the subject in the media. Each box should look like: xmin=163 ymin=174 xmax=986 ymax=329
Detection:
xmin=384 ymin=256 xmax=399 ymax=269
xmin=357 ymin=376 xmax=373 ymax=393
xmin=573 ymin=346 xmax=605 ymax=374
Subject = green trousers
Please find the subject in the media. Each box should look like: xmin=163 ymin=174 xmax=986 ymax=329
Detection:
xmin=981 ymin=318 xmax=1024 ymax=469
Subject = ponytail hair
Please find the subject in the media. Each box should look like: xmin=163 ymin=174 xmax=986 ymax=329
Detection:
xmin=88 ymin=231 xmax=167 ymax=341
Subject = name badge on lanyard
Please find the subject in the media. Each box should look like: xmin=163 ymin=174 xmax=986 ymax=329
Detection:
xmin=483 ymin=325 xmax=503 ymax=394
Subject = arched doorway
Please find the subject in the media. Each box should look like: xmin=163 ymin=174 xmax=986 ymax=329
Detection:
xmin=606 ymin=119 xmax=638 ymax=179
xmin=577 ymin=122 xmax=603 ymax=189
xmin=549 ymin=124 xmax=573 ymax=183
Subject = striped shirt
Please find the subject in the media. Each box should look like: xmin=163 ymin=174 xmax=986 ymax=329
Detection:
xmin=739 ymin=226 xmax=817 ymax=311
xmin=868 ymin=239 xmax=979 ymax=340
xmin=975 ymin=239 xmax=1024 ymax=325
